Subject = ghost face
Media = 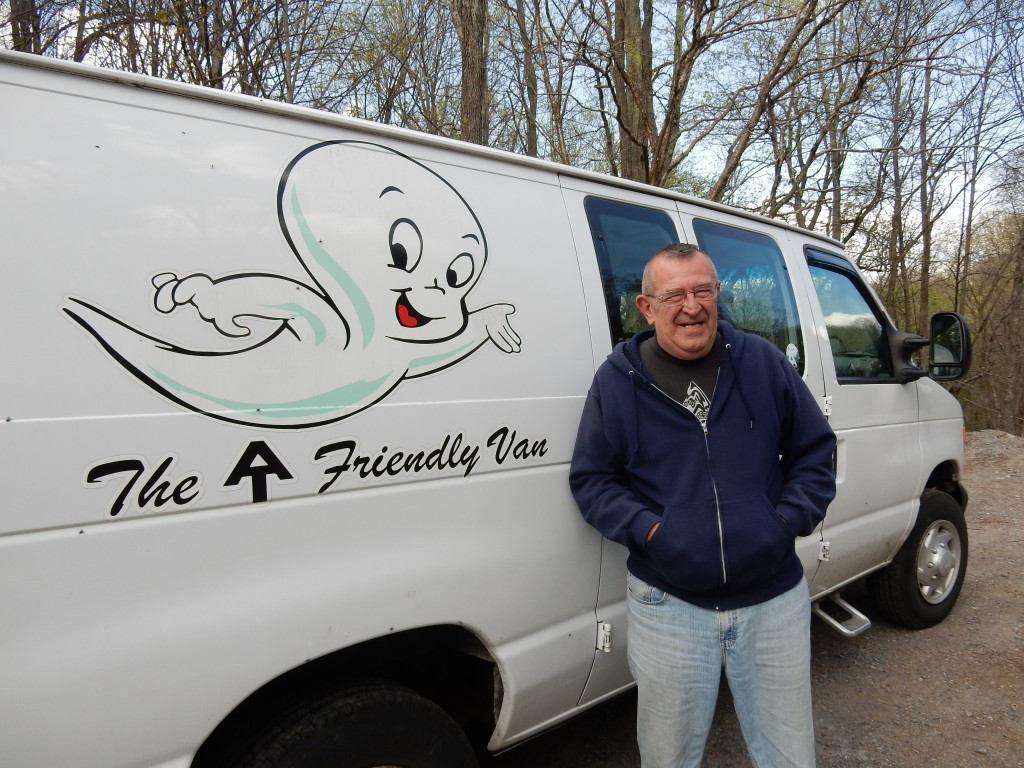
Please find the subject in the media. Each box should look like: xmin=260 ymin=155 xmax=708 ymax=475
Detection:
xmin=374 ymin=177 xmax=486 ymax=342
xmin=281 ymin=142 xmax=487 ymax=345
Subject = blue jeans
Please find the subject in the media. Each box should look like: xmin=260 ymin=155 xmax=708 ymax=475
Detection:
xmin=626 ymin=574 xmax=815 ymax=768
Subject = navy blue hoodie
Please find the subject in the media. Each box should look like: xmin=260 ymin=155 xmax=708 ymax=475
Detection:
xmin=570 ymin=323 xmax=837 ymax=610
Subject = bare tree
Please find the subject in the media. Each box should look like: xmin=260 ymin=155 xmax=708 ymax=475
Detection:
xmin=10 ymin=0 xmax=41 ymax=52
xmin=349 ymin=0 xmax=461 ymax=135
xmin=504 ymin=0 xmax=539 ymax=155
xmin=451 ymin=0 xmax=489 ymax=143
xmin=707 ymin=1 xmax=850 ymax=201
xmin=5 ymin=0 xmax=1024 ymax=431
xmin=532 ymin=0 xmax=597 ymax=165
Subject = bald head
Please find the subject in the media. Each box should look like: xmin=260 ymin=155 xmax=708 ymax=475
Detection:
xmin=641 ymin=244 xmax=717 ymax=297
xmin=636 ymin=243 xmax=720 ymax=360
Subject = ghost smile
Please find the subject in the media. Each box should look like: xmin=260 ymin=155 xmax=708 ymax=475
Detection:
xmin=395 ymin=292 xmax=434 ymax=328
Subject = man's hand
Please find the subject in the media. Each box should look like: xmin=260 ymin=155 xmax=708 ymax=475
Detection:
xmin=645 ymin=522 xmax=660 ymax=544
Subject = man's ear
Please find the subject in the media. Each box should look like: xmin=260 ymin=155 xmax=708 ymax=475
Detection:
xmin=635 ymin=294 xmax=656 ymax=326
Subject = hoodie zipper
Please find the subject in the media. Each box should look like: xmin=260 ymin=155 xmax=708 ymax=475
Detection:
xmin=638 ymin=369 xmax=729 ymax=585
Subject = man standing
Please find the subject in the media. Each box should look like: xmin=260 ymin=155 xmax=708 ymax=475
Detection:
xmin=570 ymin=244 xmax=836 ymax=767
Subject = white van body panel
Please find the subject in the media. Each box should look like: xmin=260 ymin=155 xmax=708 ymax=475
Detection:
xmin=0 ymin=50 xmax=967 ymax=768
xmin=2 ymin=54 xmax=600 ymax=765
xmin=779 ymin=232 xmax=923 ymax=592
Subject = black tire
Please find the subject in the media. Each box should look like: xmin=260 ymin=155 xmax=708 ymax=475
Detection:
xmin=243 ymin=679 xmax=478 ymax=768
xmin=867 ymin=489 xmax=968 ymax=629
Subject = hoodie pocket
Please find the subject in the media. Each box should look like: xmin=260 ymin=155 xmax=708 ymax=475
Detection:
xmin=645 ymin=501 xmax=725 ymax=593
xmin=719 ymin=494 xmax=795 ymax=591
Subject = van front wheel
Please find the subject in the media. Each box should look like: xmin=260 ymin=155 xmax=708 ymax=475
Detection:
xmin=867 ymin=490 xmax=968 ymax=629
xmin=244 ymin=679 xmax=478 ymax=768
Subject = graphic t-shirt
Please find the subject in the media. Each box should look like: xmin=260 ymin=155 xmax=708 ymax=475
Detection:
xmin=639 ymin=334 xmax=722 ymax=430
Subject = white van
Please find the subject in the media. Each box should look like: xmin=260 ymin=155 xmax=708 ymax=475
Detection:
xmin=0 ymin=50 xmax=971 ymax=768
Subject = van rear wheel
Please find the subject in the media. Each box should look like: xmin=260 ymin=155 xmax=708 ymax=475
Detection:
xmin=244 ymin=679 xmax=478 ymax=768
xmin=867 ymin=490 xmax=968 ymax=629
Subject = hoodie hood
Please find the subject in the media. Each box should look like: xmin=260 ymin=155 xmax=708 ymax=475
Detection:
xmin=608 ymin=322 xmax=756 ymax=452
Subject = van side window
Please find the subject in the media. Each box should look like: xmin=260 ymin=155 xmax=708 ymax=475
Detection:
xmin=584 ymin=197 xmax=679 ymax=344
xmin=807 ymin=257 xmax=894 ymax=380
xmin=692 ymin=219 xmax=804 ymax=373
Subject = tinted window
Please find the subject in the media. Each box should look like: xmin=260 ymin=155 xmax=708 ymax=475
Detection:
xmin=807 ymin=258 xmax=894 ymax=380
xmin=692 ymin=219 xmax=804 ymax=373
xmin=584 ymin=197 xmax=679 ymax=344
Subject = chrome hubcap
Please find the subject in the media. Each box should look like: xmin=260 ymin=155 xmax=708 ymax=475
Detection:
xmin=916 ymin=520 xmax=961 ymax=604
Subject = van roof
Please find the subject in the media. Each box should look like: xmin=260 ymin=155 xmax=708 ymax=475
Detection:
xmin=1 ymin=49 xmax=842 ymax=249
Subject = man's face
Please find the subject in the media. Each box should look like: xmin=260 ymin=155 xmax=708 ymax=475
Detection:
xmin=635 ymin=253 xmax=719 ymax=360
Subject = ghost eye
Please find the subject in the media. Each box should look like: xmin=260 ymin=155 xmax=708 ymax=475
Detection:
xmin=389 ymin=219 xmax=422 ymax=273
xmin=446 ymin=253 xmax=475 ymax=288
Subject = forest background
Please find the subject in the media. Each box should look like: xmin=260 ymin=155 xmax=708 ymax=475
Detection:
xmin=4 ymin=0 xmax=1023 ymax=435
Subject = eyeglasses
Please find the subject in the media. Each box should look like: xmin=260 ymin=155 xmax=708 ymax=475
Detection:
xmin=645 ymin=283 xmax=720 ymax=307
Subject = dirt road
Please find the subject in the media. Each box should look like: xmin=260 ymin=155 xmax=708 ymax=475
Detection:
xmin=484 ymin=430 xmax=1024 ymax=767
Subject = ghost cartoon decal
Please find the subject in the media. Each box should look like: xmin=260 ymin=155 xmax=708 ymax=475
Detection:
xmin=63 ymin=140 xmax=522 ymax=428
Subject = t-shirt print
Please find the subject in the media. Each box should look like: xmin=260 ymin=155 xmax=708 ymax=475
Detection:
xmin=682 ymin=381 xmax=712 ymax=430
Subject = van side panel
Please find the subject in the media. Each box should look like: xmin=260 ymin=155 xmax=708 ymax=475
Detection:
xmin=785 ymin=238 xmax=926 ymax=591
xmin=1 ymin=60 xmax=601 ymax=765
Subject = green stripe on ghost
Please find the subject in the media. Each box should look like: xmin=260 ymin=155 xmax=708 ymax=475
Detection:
xmin=409 ymin=342 xmax=474 ymax=370
xmin=290 ymin=186 xmax=375 ymax=349
xmin=150 ymin=369 xmax=390 ymax=418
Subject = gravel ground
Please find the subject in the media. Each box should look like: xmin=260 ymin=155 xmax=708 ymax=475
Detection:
xmin=485 ymin=429 xmax=1024 ymax=767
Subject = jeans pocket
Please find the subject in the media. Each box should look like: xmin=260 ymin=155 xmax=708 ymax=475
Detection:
xmin=626 ymin=573 xmax=667 ymax=605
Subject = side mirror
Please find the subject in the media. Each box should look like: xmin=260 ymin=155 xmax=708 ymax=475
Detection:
xmin=891 ymin=331 xmax=929 ymax=384
xmin=929 ymin=312 xmax=971 ymax=381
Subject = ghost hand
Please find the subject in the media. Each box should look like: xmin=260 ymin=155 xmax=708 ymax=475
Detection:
xmin=480 ymin=304 xmax=521 ymax=354
xmin=152 ymin=273 xmax=252 ymax=338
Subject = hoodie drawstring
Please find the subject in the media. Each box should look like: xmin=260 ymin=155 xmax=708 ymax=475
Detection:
xmin=724 ymin=342 xmax=755 ymax=430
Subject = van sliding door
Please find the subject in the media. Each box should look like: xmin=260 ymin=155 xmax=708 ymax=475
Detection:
xmin=559 ymin=178 xmax=684 ymax=706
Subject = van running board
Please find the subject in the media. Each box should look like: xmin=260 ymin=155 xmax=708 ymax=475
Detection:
xmin=812 ymin=593 xmax=872 ymax=637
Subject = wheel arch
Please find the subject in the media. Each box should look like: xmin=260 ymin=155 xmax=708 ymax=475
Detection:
xmin=191 ymin=624 xmax=499 ymax=767
xmin=925 ymin=459 xmax=968 ymax=511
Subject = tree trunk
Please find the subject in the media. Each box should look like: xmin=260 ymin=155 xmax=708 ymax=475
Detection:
xmin=611 ymin=0 xmax=654 ymax=182
xmin=11 ymin=0 xmax=41 ymax=53
xmin=1007 ymin=219 xmax=1024 ymax=434
xmin=451 ymin=0 xmax=489 ymax=145
xmin=513 ymin=0 xmax=538 ymax=156
xmin=917 ymin=63 xmax=933 ymax=335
